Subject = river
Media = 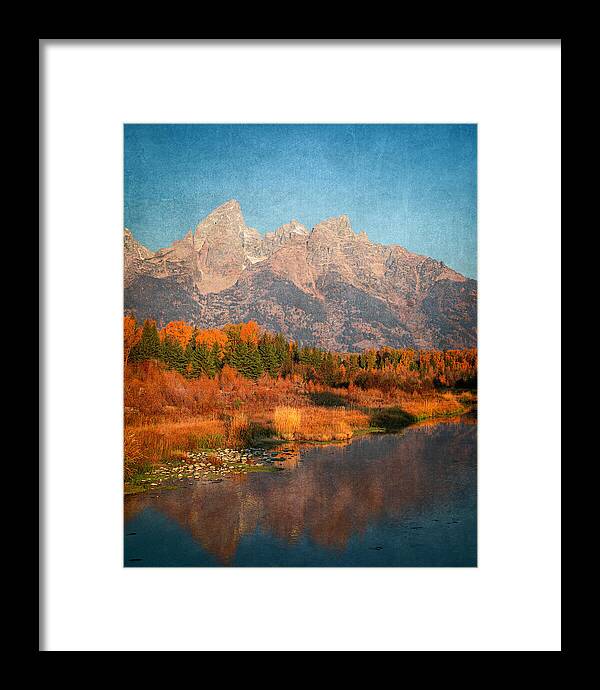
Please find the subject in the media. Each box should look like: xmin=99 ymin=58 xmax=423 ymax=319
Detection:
xmin=124 ymin=418 xmax=477 ymax=567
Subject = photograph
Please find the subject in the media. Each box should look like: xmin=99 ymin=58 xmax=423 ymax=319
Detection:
xmin=123 ymin=124 xmax=478 ymax=567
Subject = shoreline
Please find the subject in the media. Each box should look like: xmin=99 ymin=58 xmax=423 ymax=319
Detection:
xmin=124 ymin=400 xmax=476 ymax=496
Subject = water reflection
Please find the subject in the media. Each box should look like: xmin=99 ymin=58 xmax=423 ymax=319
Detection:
xmin=125 ymin=420 xmax=477 ymax=567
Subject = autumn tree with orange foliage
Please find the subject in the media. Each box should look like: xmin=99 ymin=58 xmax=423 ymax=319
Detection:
xmin=240 ymin=320 xmax=260 ymax=345
xmin=195 ymin=328 xmax=228 ymax=360
xmin=123 ymin=315 xmax=142 ymax=364
xmin=124 ymin=315 xmax=477 ymax=391
xmin=159 ymin=320 xmax=194 ymax=349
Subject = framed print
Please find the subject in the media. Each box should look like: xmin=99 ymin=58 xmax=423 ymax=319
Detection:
xmin=41 ymin=39 xmax=561 ymax=651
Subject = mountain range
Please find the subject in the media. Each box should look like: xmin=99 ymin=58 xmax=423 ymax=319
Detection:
xmin=124 ymin=200 xmax=477 ymax=351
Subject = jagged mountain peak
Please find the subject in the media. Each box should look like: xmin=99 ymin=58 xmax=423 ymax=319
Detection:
xmin=194 ymin=199 xmax=246 ymax=238
xmin=124 ymin=200 xmax=477 ymax=350
xmin=276 ymin=219 xmax=309 ymax=235
xmin=313 ymin=213 xmax=352 ymax=230
xmin=124 ymin=227 xmax=154 ymax=287
xmin=124 ymin=227 xmax=153 ymax=254
xmin=221 ymin=198 xmax=241 ymax=208
xmin=310 ymin=214 xmax=362 ymax=243
xmin=269 ymin=220 xmax=309 ymax=240
xmin=210 ymin=198 xmax=242 ymax=214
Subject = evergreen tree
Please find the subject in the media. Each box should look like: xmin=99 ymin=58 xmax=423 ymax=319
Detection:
xmin=289 ymin=341 xmax=300 ymax=365
xmin=161 ymin=336 xmax=187 ymax=374
xmin=320 ymin=351 xmax=339 ymax=386
xmin=183 ymin=336 xmax=196 ymax=377
xmin=190 ymin=342 xmax=208 ymax=378
xmin=273 ymin=333 xmax=289 ymax=372
xmin=189 ymin=342 xmax=220 ymax=378
xmin=225 ymin=337 xmax=264 ymax=379
xmin=243 ymin=344 xmax=264 ymax=380
xmin=130 ymin=320 xmax=161 ymax=362
xmin=224 ymin=335 xmax=244 ymax=372
xmin=259 ymin=334 xmax=280 ymax=377
xmin=208 ymin=343 xmax=221 ymax=377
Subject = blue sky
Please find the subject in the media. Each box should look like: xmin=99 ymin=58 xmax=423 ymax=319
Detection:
xmin=125 ymin=124 xmax=477 ymax=278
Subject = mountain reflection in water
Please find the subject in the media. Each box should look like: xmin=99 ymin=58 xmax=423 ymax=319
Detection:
xmin=124 ymin=419 xmax=477 ymax=567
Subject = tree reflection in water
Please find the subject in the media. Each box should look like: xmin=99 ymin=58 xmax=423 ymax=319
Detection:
xmin=125 ymin=419 xmax=476 ymax=566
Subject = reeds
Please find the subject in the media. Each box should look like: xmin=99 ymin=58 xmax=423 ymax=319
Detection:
xmin=227 ymin=412 xmax=251 ymax=447
xmin=272 ymin=406 xmax=369 ymax=441
xmin=397 ymin=391 xmax=466 ymax=420
xmin=123 ymin=360 xmax=475 ymax=481
xmin=124 ymin=417 xmax=227 ymax=468
xmin=273 ymin=406 xmax=302 ymax=439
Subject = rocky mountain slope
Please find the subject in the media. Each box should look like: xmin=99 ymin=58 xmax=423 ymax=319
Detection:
xmin=124 ymin=200 xmax=476 ymax=350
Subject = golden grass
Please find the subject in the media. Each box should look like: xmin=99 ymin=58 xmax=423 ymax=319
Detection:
xmin=124 ymin=429 xmax=145 ymax=480
xmin=227 ymin=412 xmax=250 ymax=447
xmin=125 ymin=393 xmax=471 ymax=475
xmin=272 ymin=405 xmax=370 ymax=442
xmin=125 ymin=417 xmax=227 ymax=467
xmin=273 ymin=406 xmax=302 ymax=439
xmin=124 ymin=412 xmax=269 ymax=475
xmin=123 ymin=363 xmax=476 ymax=481
xmin=396 ymin=391 xmax=467 ymax=420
